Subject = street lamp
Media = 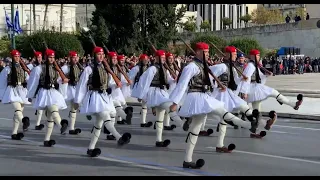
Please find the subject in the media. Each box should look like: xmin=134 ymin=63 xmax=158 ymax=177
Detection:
xmin=10 ymin=4 xmax=16 ymax=49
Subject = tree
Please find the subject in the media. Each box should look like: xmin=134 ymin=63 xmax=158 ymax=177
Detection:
xmin=296 ymin=7 xmax=306 ymax=20
xmin=190 ymin=34 xmax=227 ymax=56
xmin=222 ymin=17 xmax=232 ymax=29
xmin=228 ymin=38 xmax=265 ymax=57
xmin=42 ymin=4 xmax=50 ymax=31
xmin=183 ymin=16 xmax=196 ymax=32
xmin=33 ymin=4 xmax=36 ymax=32
xmin=60 ymin=4 xmax=64 ymax=33
xmin=91 ymin=4 xmax=186 ymax=54
xmin=16 ymin=30 xmax=84 ymax=58
xmin=90 ymin=15 xmax=110 ymax=47
xmin=200 ymin=20 xmax=210 ymax=32
xmin=240 ymin=14 xmax=252 ymax=27
xmin=251 ymin=6 xmax=284 ymax=25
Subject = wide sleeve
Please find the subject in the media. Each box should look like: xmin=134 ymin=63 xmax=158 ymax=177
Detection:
xmin=108 ymin=72 xmax=117 ymax=89
xmin=170 ymin=63 xmax=199 ymax=105
xmin=166 ymin=70 xmax=175 ymax=85
xmin=237 ymin=63 xmax=255 ymax=94
xmin=209 ymin=64 xmax=227 ymax=77
xmin=259 ymin=69 xmax=268 ymax=84
xmin=128 ymin=65 xmax=139 ymax=81
xmin=74 ymin=67 xmax=91 ymax=104
xmin=0 ymin=67 xmax=9 ymax=90
xmin=26 ymin=66 xmax=42 ymax=98
xmin=131 ymin=66 xmax=156 ymax=99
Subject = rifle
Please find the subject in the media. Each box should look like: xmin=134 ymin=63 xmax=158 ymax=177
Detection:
xmin=101 ymin=42 xmax=132 ymax=85
xmin=209 ymin=42 xmax=248 ymax=80
xmin=148 ymin=41 xmax=178 ymax=80
xmin=41 ymin=39 xmax=68 ymax=81
xmin=86 ymin=34 xmax=122 ymax=88
xmin=178 ymin=37 xmax=226 ymax=91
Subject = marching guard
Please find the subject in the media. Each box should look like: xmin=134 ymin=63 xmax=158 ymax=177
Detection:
xmin=61 ymin=51 xmax=83 ymax=135
xmin=129 ymin=54 xmax=153 ymax=128
xmin=169 ymin=42 xmax=259 ymax=169
xmin=131 ymin=50 xmax=183 ymax=147
xmin=236 ymin=49 xmax=303 ymax=135
xmin=0 ymin=50 xmax=31 ymax=140
xmin=27 ymin=49 xmax=69 ymax=147
xmin=74 ymin=47 xmax=131 ymax=157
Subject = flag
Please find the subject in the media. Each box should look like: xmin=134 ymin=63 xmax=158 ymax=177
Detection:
xmin=14 ymin=7 xmax=23 ymax=34
xmin=4 ymin=8 xmax=13 ymax=29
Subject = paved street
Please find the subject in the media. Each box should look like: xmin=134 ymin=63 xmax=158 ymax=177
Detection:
xmin=1 ymin=104 xmax=320 ymax=176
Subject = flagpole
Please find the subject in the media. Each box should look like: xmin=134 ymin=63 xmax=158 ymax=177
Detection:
xmin=11 ymin=4 xmax=16 ymax=49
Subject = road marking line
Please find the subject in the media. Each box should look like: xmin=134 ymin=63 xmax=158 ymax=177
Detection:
xmin=0 ymin=134 xmax=220 ymax=176
xmin=206 ymin=147 xmax=320 ymax=165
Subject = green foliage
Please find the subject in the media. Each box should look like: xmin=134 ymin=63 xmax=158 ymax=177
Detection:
xmin=0 ymin=39 xmax=10 ymax=57
xmin=16 ymin=30 xmax=84 ymax=58
xmin=228 ymin=38 xmax=265 ymax=57
xmin=265 ymin=48 xmax=278 ymax=57
xmin=200 ymin=20 xmax=210 ymax=32
xmin=91 ymin=4 xmax=186 ymax=54
xmin=240 ymin=14 xmax=252 ymax=27
xmin=183 ymin=16 xmax=196 ymax=32
xmin=190 ymin=34 xmax=227 ymax=56
xmin=222 ymin=17 xmax=232 ymax=29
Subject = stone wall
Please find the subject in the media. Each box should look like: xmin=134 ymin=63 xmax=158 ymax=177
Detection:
xmin=178 ymin=18 xmax=320 ymax=57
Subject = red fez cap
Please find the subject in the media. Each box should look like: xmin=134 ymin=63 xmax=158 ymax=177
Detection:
xmin=195 ymin=42 xmax=209 ymax=50
xmin=249 ymin=49 xmax=260 ymax=55
xmin=11 ymin=50 xmax=21 ymax=56
xmin=139 ymin=54 xmax=148 ymax=60
xmin=156 ymin=50 xmax=165 ymax=57
xmin=34 ymin=51 xmax=42 ymax=57
xmin=94 ymin=47 xmax=104 ymax=54
xmin=69 ymin=51 xmax=78 ymax=57
xmin=46 ymin=49 xmax=55 ymax=56
xmin=117 ymin=55 xmax=125 ymax=60
xmin=166 ymin=52 xmax=173 ymax=57
xmin=108 ymin=51 xmax=117 ymax=57
xmin=225 ymin=46 xmax=237 ymax=53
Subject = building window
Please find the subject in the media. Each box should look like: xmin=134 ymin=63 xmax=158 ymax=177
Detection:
xmin=246 ymin=6 xmax=248 ymax=14
xmin=83 ymin=4 xmax=85 ymax=7
xmin=268 ymin=4 xmax=271 ymax=8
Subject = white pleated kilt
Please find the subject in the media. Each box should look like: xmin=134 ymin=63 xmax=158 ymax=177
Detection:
xmin=79 ymin=91 xmax=116 ymax=114
xmin=0 ymin=88 xmax=5 ymax=100
xmin=111 ymin=88 xmax=126 ymax=105
xmin=33 ymin=88 xmax=67 ymax=110
xmin=167 ymin=83 xmax=176 ymax=95
xmin=211 ymin=88 xmax=247 ymax=112
xmin=64 ymin=84 xmax=76 ymax=102
xmin=1 ymin=86 xmax=31 ymax=104
xmin=144 ymin=87 xmax=171 ymax=108
xmin=247 ymin=83 xmax=273 ymax=103
xmin=178 ymin=92 xmax=225 ymax=118
xmin=121 ymin=84 xmax=132 ymax=99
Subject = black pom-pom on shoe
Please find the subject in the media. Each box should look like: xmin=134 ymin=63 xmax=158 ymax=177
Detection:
xmin=117 ymin=133 xmax=131 ymax=146
xmin=22 ymin=117 xmax=30 ymax=131
xmin=228 ymin=143 xmax=236 ymax=151
xmin=44 ymin=140 xmax=56 ymax=147
xmin=155 ymin=139 xmax=171 ymax=147
xmin=11 ymin=133 xmax=24 ymax=140
xmin=35 ymin=124 xmax=45 ymax=130
xmin=87 ymin=148 xmax=101 ymax=157
xmin=60 ymin=119 xmax=68 ymax=135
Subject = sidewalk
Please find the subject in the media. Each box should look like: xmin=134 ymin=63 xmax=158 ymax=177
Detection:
xmin=126 ymin=96 xmax=320 ymax=120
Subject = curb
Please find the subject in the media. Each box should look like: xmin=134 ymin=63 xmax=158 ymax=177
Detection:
xmin=126 ymin=102 xmax=320 ymax=121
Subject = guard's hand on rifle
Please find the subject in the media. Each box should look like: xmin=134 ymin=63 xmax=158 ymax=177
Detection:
xmin=243 ymin=94 xmax=248 ymax=100
xmin=116 ymin=82 xmax=122 ymax=88
xmin=127 ymin=80 xmax=132 ymax=85
xmin=267 ymin=72 xmax=273 ymax=77
xmin=219 ymin=86 xmax=227 ymax=92
xmin=62 ymin=78 xmax=69 ymax=84
xmin=170 ymin=103 xmax=178 ymax=112
xmin=73 ymin=103 xmax=79 ymax=110
xmin=28 ymin=98 xmax=32 ymax=103
xmin=242 ymin=75 xmax=248 ymax=81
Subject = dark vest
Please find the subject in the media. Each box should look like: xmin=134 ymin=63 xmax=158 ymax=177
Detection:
xmin=87 ymin=64 xmax=109 ymax=92
xmin=67 ymin=64 xmax=81 ymax=86
xmin=134 ymin=64 xmax=149 ymax=86
xmin=150 ymin=64 xmax=168 ymax=89
xmin=39 ymin=64 xmax=59 ymax=89
xmin=248 ymin=60 xmax=257 ymax=82
xmin=7 ymin=63 xmax=27 ymax=87
xmin=188 ymin=60 xmax=212 ymax=93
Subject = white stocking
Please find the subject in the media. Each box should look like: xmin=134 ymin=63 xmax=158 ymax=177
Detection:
xmin=216 ymin=121 xmax=227 ymax=148
xmin=270 ymin=89 xmax=296 ymax=108
xmin=88 ymin=114 xmax=104 ymax=150
xmin=238 ymin=104 xmax=253 ymax=116
xmin=210 ymin=108 xmax=251 ymax=129
xmin=159 ymin=102 xmax=183 ymax=127
xmin=36 ymin=110 xmax=43 ymax=126
xmin=44 ymin=110 xmax=54 ymax=141
xmin=69 ymin=103 xmax=78 ymax=130
xmin=114 ymin=100 xmax=126 ymax=120
xmin=103 ymin=111 xmax=121 ymax=140
xmin=47 ymin=105 xmax=62 ymax=128
xmin=200 ymin=115 xmax=208 ymax=131
xmin=141 ymin=101 xmax=148 ymax=124
xmin=12 ymin=102 xmax=24 ymax=135
xmin=155 ymin=107 xmax=166 ymax=142
xmin=164 ymin=111 xmax=170 ymax=127
xmin=184 ymin=114 xmax=206 ymax=162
